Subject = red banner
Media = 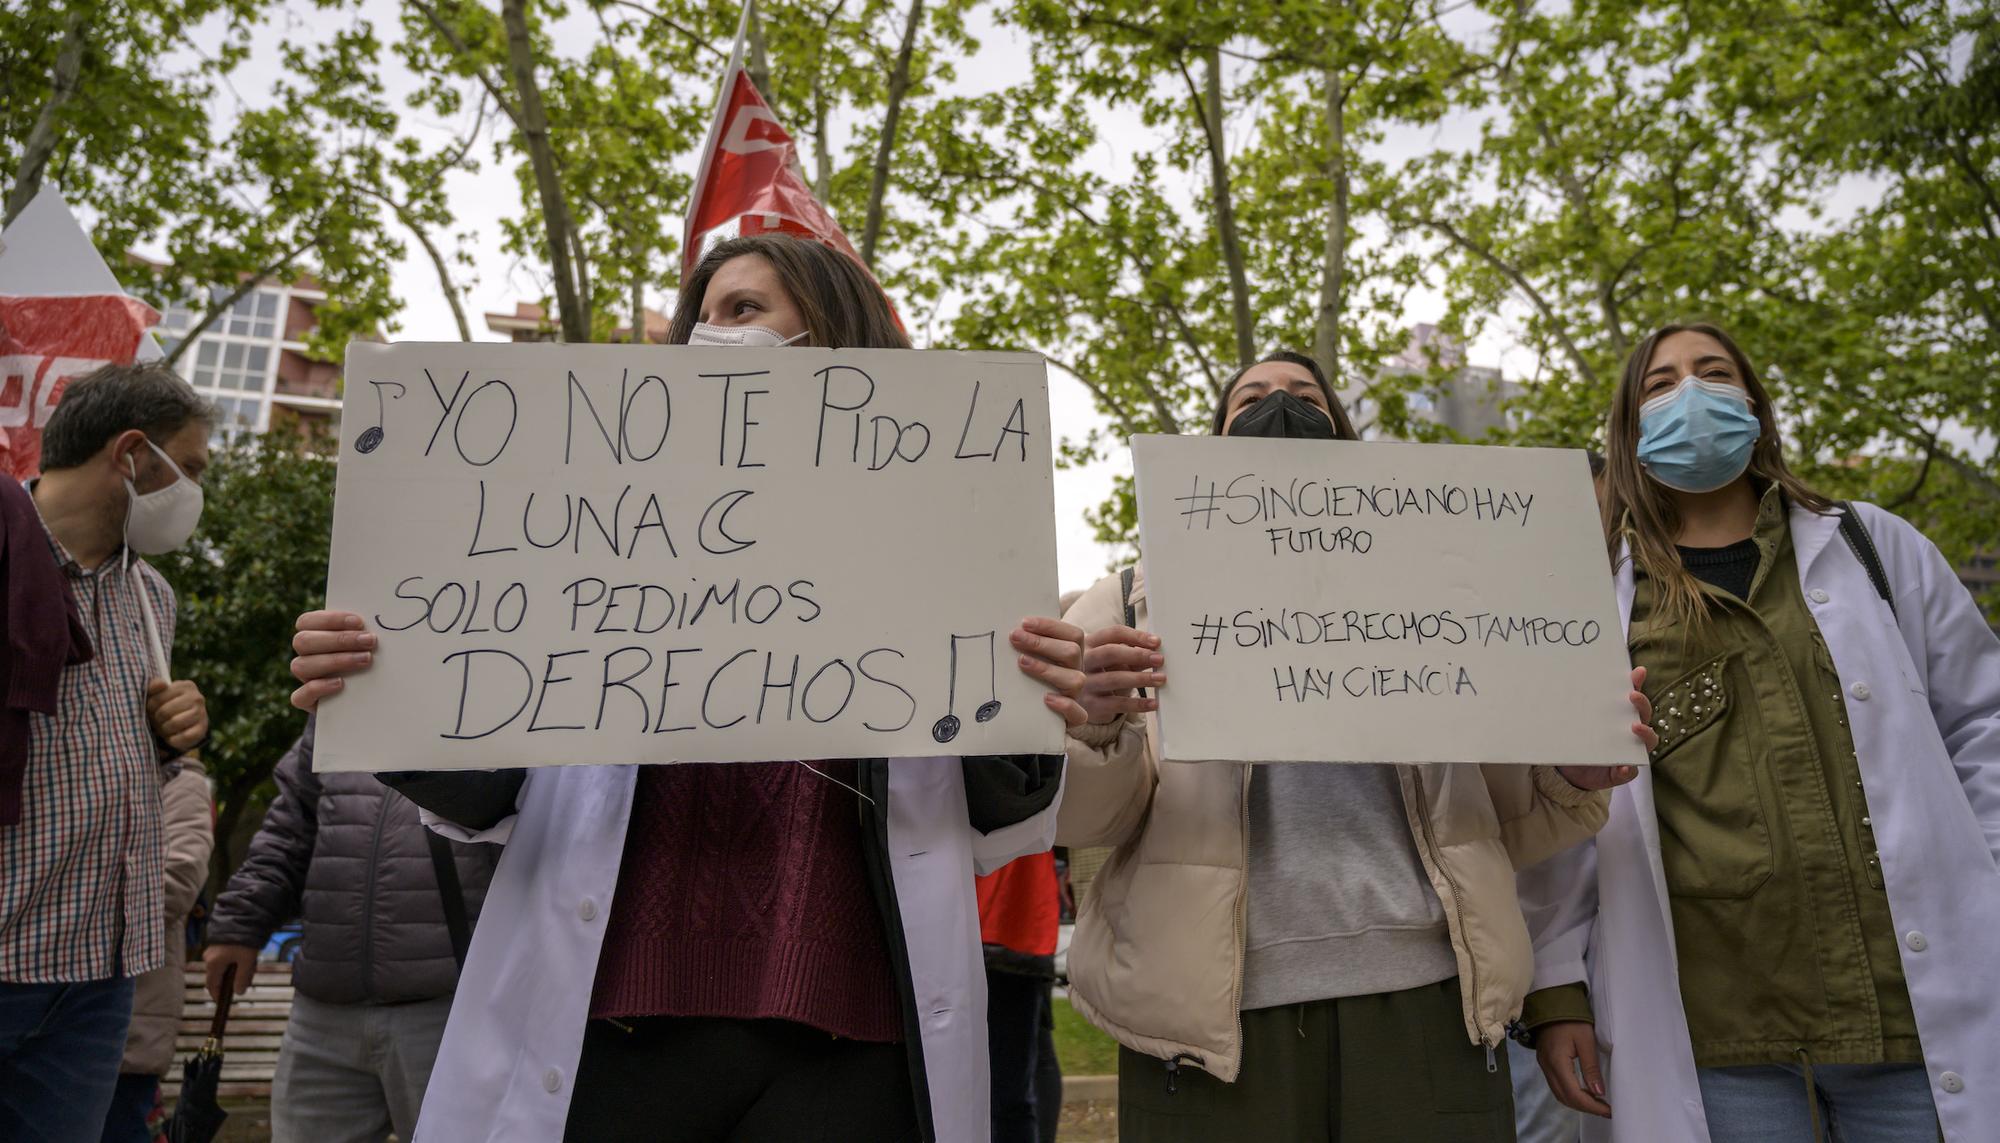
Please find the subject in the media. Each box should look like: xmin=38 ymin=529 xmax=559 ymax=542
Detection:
xmin=0 ymin=294 xmax=159 ymax=480
xmin=683 ymin=69 xmax=873 ymax=282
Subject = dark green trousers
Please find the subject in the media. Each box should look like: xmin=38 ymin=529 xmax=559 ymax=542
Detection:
xmin=1117 ymin=977 xmax=1515 ymax=1143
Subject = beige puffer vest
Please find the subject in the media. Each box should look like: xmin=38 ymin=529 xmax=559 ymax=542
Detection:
xmin=1056 ymin=566 xmax=1609 ymax=1082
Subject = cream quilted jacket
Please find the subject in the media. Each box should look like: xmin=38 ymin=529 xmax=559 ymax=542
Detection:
xmin=1057 ymin=565 xmax=1609 ymax=1082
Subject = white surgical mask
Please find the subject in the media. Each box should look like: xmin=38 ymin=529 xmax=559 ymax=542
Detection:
xmin=124 ymin=438 xmax=204 ymax=556
xmin=686 ymin=321 xmax=807 ymax=348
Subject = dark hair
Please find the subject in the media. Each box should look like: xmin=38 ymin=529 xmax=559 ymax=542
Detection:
xmin=40 ymin=363 xmax=213 ymax=470
xmin=1211 ymin=350 xmax=1358 ymax=439
xmin=1602 ymin=322 xmax=1831 ymax=631
xmin=668 ymin=234 xmax=909 ymax=350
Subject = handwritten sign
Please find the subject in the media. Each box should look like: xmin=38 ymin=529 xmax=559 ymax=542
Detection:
xmin=1133 ymin=434 xmax=1645 ymax=767
xmin=315 ymin=342 xmax=1062 ymax=772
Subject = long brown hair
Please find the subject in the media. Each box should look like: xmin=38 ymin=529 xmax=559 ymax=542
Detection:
xmin=1602 ymin=322 xmax=1832 ymax=631
xmin=1211 ymin=350 xmax=1359 ymax=439
xmin=668 ymin=234 xmax=910 ymax=350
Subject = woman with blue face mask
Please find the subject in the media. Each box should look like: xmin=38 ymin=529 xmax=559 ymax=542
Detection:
xmin=1519 ymin=323 xmax=2000 ymax=1143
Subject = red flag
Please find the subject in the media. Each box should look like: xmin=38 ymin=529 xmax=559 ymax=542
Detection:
xmin=0 ymin=294 xmax=160 ymax=480
xmin=682 ymin=5 xmax=892 ymax=325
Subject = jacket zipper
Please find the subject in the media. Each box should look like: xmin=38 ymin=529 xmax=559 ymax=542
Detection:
xmin=360 ymin=792 xmax=389 ymax=996
xmin=1165 ymin=764 xmax=1251 ymax=1092
xmin=1408 ymin=767 xmax=1491 ymax=1052
xmin=1224 ymin=765 xmax=1253 ymax=1078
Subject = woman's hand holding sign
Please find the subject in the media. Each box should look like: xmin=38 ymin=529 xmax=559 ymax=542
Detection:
xmin=290 ymin=610 xmax=375 ymax=712
xmin=1010 ymin=617 xmax=1090 ymax=728
xmin=1074 ymin=626 xmax=1167 ymax=725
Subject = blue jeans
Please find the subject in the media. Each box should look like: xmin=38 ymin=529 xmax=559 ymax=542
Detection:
xmin=99 ymin=1073 xmax=162 ymax=1143
xmin=0 ymin=977 xmax=137 ymax=1143
xmin=1698 ymin=1063 xmax=1939 ymax=1143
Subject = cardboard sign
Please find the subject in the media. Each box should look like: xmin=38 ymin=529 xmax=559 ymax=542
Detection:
xmin=316 ymin=343 xmax=1063 ymax=772
xmin=1133 ymin=434 xmax=1645 ymax=767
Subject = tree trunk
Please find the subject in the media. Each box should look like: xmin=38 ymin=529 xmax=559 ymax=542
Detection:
xmin=861 ymin=0 xmax=926 ymax=267
xmin=631 ymin=265 xmax=646 ymax=344
xmin=207 ymin=774 xmax=263 ymax=901
xmin=5 ymin=8 xmax=90 ymax=228
xmin=1198 ymin=49 xmax=1255 ymax=366
xmin=500 ymin=0 xmax=589 ymax=343
xmin=1313 ymin=63 xmax=1349 ymax=394
xmin=571 ymin=223 xmax=593 ymax=336
xmin=812 ymin=77 xmax=834 ymax=201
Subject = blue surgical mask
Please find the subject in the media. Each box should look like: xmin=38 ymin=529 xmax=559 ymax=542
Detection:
xmin=1635 ymin=375 xmax=1760 ymax=493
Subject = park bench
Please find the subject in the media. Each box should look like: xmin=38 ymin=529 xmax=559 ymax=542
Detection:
xmin=162 ymin=959 xmax=293 ymax=1101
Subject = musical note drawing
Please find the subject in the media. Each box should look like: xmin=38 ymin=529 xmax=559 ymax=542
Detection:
xmin=932 ymin=631 xmax=1003 ymax=744
xmin=356 ymin=380 xmax=407 ymax=454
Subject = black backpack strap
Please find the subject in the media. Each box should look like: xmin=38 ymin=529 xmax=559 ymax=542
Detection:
xmin=1836 ymin=502 xmax=1896 ymax=620
xmin=1119 ymin=565 xmax=1146 ymax=699
xmin=425 ymin=829 xmax=473 ymax=969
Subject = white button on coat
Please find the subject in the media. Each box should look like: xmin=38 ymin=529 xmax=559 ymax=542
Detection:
xmin=1810 ymin=588 xmax=1830 ymax=604
xmin=1906 ymin=931 xmax=1928 ymax=952
xmin=578 ymin=898 xmax=597 ymax=922
xmin=543 ymin=1068 xmax=563 ymax=1093
xmin=1943 ymin=1073 xmax=1966 ymax=1094
xmin=1850 ymin=682 xmax=1872 ymax=701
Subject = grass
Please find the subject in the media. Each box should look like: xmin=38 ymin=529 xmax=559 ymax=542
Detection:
xmin=1052 ymin=995 xmax=1119 ymax=1077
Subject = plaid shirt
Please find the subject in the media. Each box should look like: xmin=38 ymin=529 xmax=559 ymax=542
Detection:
xmin=0 ymin=497 xmax=171 ymax=982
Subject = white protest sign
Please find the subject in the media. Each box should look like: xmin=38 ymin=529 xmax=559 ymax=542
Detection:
xmin=316 ymin=342 xmax=1063 ymax=772
xmin=1133 ymin=434 xmax=1645 ymax=767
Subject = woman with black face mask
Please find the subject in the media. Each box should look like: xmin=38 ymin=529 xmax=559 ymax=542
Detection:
xmin=1051 ymin=350 xmax=1653 ymax=1142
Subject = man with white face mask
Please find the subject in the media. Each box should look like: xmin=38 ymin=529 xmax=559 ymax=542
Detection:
xmin=0 ymin=363 xmax=213 ymax=1142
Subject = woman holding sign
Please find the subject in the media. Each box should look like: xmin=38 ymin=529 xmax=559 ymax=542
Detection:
xmin=287 ymin=235 xmax=1090 ymax=1143
xmin=1520 ymin=323 xmax=2000 ymax=1142
xmin=1054 ymin=350 xmax=1656 ymax=1142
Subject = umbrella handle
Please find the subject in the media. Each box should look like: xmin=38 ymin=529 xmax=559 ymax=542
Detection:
xmin=206 ymin=962 xmax=239 ymax=1047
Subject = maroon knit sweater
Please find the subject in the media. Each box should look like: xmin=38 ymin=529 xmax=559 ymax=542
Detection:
xmin=588 ymin=760 xmax=903 ymax=1042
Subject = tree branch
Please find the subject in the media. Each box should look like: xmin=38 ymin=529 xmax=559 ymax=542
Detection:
xmin=162 ymin=236 xmax=318 ymax=368
xmin=5 ymin=8 xmax=89 ymax=227
xmin=1410 ymin=211 xmax=1599 ymax=385
xmin=1038 ymin=351 xmax=1145 ymax=440
xmin=1181 ymin=50 xmax=1255 ymax=365
xmin=862 ymin=0 xmax=926 ymax=266
xmin=499 ymin=0 xmax=588 ymax=342
xmin=1882 ymin=429 xmax=1938 ymax=511
xmin=409 ymin=0 xmax=525 ymax=133
xmin=594 ymin=0 xmax=727 ymax=59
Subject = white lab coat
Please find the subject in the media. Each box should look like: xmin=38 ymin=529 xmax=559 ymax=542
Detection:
xmin=1519 ymin=501 xmax=2000 ymax=1143
xmin=409 ymin=757 xmax=1061 ymax=1143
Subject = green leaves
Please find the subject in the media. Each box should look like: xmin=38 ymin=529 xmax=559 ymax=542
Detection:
xmin=147 ymin=431 xmax=334 ymax=881
xmin=7 ymin=0 xmax=1990 ymax=589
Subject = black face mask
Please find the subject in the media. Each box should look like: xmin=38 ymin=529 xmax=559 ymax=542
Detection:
xmin=1226 ymin=389 xmax=1336 ymax=440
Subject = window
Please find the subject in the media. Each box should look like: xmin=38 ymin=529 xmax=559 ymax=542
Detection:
xmin=220 ymin=290 xmax=280 ymax=339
